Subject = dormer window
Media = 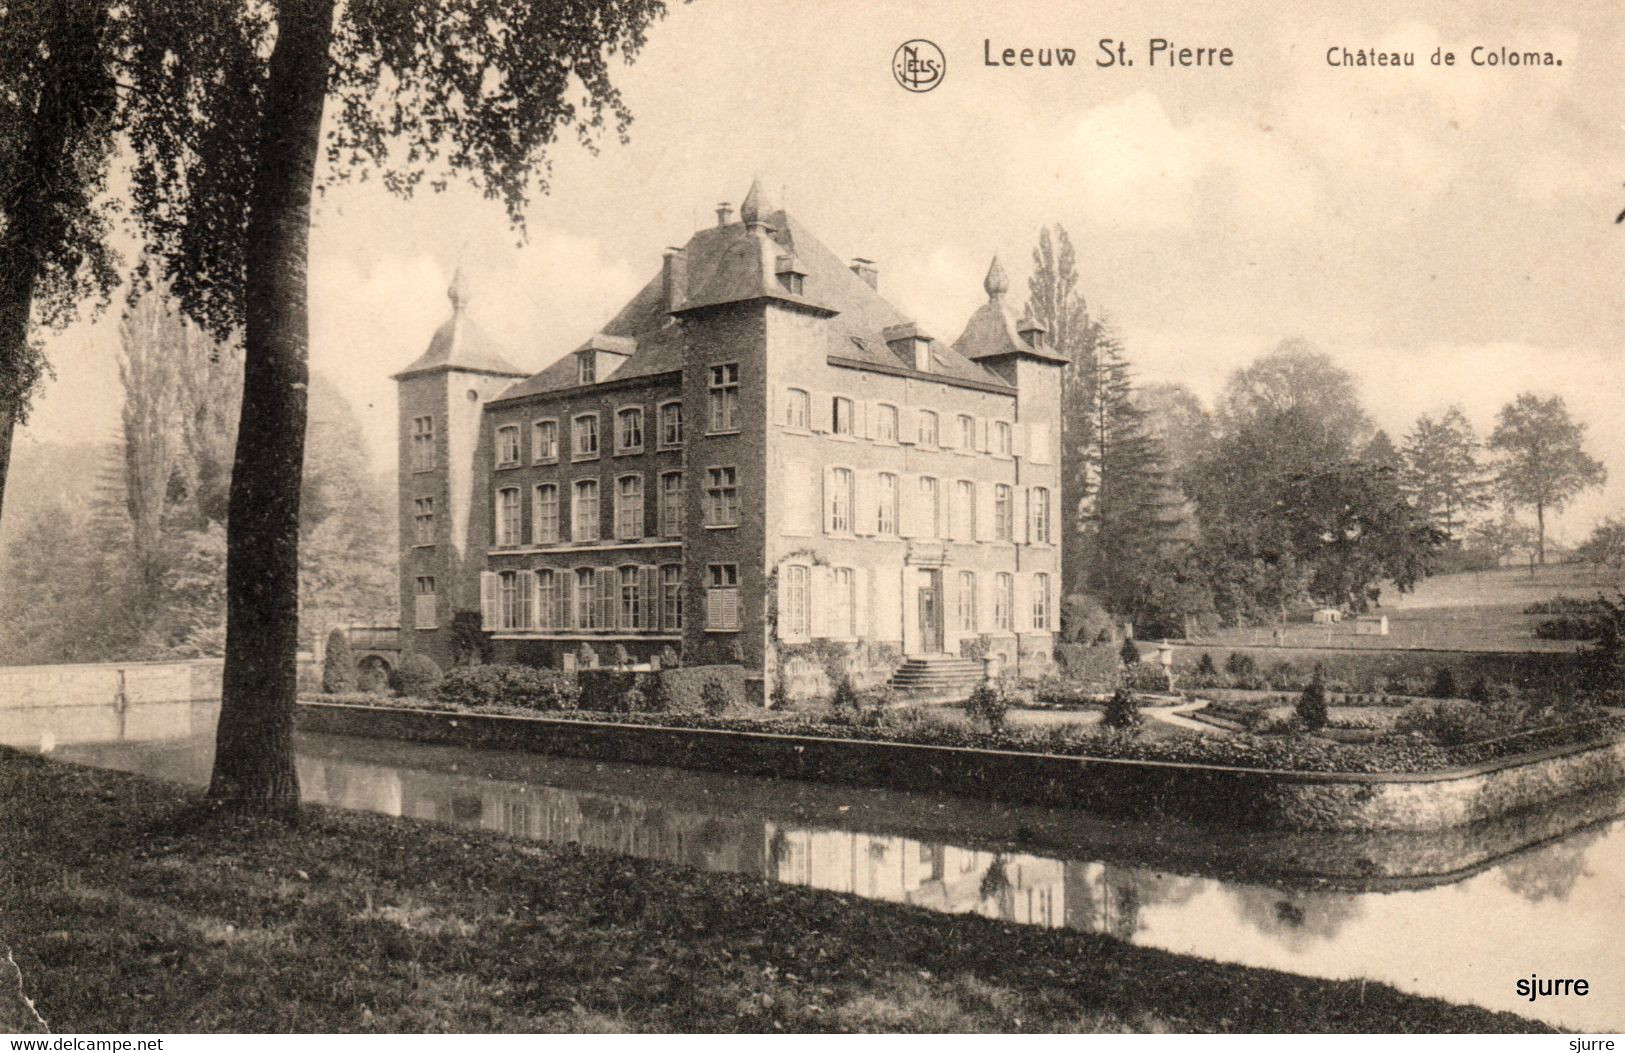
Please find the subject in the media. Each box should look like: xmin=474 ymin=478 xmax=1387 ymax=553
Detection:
xmin=578 ymin=352 xmax=596 ymax=385
xmin=776 ymin=254 xmax=807 ymax=295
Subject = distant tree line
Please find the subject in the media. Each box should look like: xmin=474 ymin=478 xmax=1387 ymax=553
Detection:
xmin=1027 ymin=225 xmax=1609 ymax=640
xmin=0 ymin=288 xmax=394 ymax=665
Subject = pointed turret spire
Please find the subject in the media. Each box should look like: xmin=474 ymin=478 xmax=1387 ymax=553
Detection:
xmin=983 ymin=255 xmax=1009 ymax=300
xmin=447 ymin=266 xmax=472 ymax=314
xmin=740 ymin=176 xmax=770 ymax=225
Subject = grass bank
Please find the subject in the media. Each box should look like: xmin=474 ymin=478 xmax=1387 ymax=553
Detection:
xmin=0 ymin=747 xmax=1548 ymax=1033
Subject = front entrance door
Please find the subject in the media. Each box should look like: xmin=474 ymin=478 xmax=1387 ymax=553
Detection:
xmin=917 ymin=570 xmax=944 ymax=653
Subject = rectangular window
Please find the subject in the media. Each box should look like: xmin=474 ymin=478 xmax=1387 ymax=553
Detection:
xmin=659 ymin=402 xmax=683 ymax=447
xmin=706 ymin=563 xmax=740 ymax=630
xmin=578 ymin=353 xmax=596 ymax=385
xmin=708 ymin=363 xmax=739 ymax=432
xmin=876 ymin=404 xmax=898 ymax=443
xmin=498 ymin=570 xmax=530 ymax=630
xmin=1030 ymin=487 xmax=1050 ymax=544
xmin=615 ymin=475 xmax=644 ymax=540
xmin=616 ymin=407 xmax=644 ymax=453
xmin=575 ymin=568 xmax=597 ymax=629
xmin=994 ymin=572 xmax=1014 ymax=631
xmin=619 ymin=566 xmax=643 ymax=629
xmin=572 ymin=414 xmax=599 ymax=459
xmin=533 ymin=485 xmax=559 ymax=544
xmin=955 ymin=481 xmax=976 ymax=541
xmin=958 ymin=414 xmax=975 ymax=451
xmin=532 ymin=419 xmax=559 ymax=462
xmin=828 ymin=467 xmax=853 ymax=533
xmin=784 ymin=389 xmax=810 ymax=430
xmin=705 ymin=466 xmax=739 ymax=527
xmin=832 ymin=567 xmax=855 ymax=638
xmin=919 ymin=476 xmax=940 ymax=538
xmin=782 ymin=564 xmax=810 ymax=639
xmin=1032 ymin=573 xmax=1052 ymax=631
xmin=995 ymin=421 xmax=1013 ymax=457
xmin=496 ymin=425 xmax=521 ymax=467
xmin=917 ymin=410 xmax=938 ymax=447
xmin=660 ymin=471 xmax=684 ymax=538
xmin=412 ymin=415 xmax=435 ymax=471
xmin=495 ymin=487 xmax=521 ymax=547
xmin=661 ymin=564 xmax=683 ymax=630
xmin=534 ymin=569 xmax=559 ymax=629
xmin=957 ymin=571 xmax=977 ymax=633
xmin=832 ymin=396 xmax=855 ymax=436
xmin=876 ymin=472 xmax=897 ymax=536
xmin=413 ymin=497 xmax=435 ymax=545
xmin=572 ymin=479 xmax=600 ymax=541
xmin=414 ymin=576 xmax=436 ymax=630
xmin=994 ymin=484 xmax=1013 ymax=541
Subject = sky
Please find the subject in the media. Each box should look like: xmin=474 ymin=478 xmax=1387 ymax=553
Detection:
xmin=17 ymin=0 xmax=1625 ymax=543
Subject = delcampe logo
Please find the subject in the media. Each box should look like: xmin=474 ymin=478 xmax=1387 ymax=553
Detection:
xmin=893 ymin=39 xmax=946 ymax=92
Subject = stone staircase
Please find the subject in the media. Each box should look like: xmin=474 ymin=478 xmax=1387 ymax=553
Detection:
xmin=888 ymin=655 xmax=985 ymax=698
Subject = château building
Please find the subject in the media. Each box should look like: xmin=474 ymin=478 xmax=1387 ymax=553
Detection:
xmin=393 ymin=180 xmax=1064 ymax=700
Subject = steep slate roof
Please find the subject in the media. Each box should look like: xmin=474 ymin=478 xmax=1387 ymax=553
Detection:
xmin=950 ymin=256 xmax=1069 ymax=366
xmin=490 ymin=185 xmax=1016 ymax=404
xmin=392 ymin=268 xmax=527 ymax=380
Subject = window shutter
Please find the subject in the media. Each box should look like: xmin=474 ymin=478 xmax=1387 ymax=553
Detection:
xmin=776 ymin=564 xmax=792 ymax=639
xmin=822 ymin=466 xmax=837 ymax=533
xmin=980 ymin=573 xmax=997 ymax=631
xmin=1013 ymin=575 xmax=1031 ymax=632
xmin=853 ymin=400 xmax=870 ymax=440
xmin=1012 ymin=423 xmax=1029 ymax=460
xmin=809 ymin=566 xmax=829 ymax=638
xmin=517 ymin=570 xmax=537 ymax=629
xmin=899 ymin=407 xmax=918 ymax=445
xmin=853 ymin=471 xmax=876 ymax=535
xmin=873 ymin=565 xmax=902 ymax=643
xmin=480 ymin=572 xmax=499 ymax=630
xmin=854 ymin=568 xmax=871 ymax=637
xmin=640 ymin=565 xmax=659 ymax=630
xmin=1015 ymin=487 xmax=1030 ymax=544
xmin=977 ymin=418 xmax=990 ymax=453
xmin=975 ymin=484 xmax=994 ymax=542
xmin=939 ymin=419 xmax=957 ymax=450
xmin=813 ymin=391 xmax=833 ymax=433
xmin=1028 ymin=423 xmax=1050 ymax=465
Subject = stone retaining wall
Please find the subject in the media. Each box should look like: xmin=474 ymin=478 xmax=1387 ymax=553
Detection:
xmin=0 ymin=657 xmax=318 ymax=709
xmin=296 ymin=702 xmax=1625 ymax=832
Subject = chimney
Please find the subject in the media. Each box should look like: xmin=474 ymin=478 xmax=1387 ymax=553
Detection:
xmin=849 ymin=258 xmax=879 ymax=290
xmin=715 ymin=202 xmax=734 ymax=226
xmin=1016 ymin=316 xmax=1048 ymax=349
xmin=662 ymin=247 xmax=687 ymax=314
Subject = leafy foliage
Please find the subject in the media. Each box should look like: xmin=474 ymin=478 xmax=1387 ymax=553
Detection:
xmin=1401 ymin=406 xmax=1490 ymax=542
xmin=1103 ymin=688 xmax=1141 ymax=730
xmin=1296 ymin=674 xmax=1329 ymax=731
xmin=962 ymin=681 xmax=1010 ymax=732
xmin=393 ymin=652 xmax=443 ymax=698
xmin=432 ymin=664 xmax=580 ymax=711
xmin=1488 ymin=394 xmax=1607 ymax=564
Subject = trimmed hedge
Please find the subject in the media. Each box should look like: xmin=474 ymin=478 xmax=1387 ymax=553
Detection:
xmin=432 ymin=664 xmax=579 ymax=711
xmin=1053 ymin=643 xmax=1120 ymax=686
xmin=393 ymin=652 xmax=443 ymax=698
xmin=577 ymin=664 xmax=748 ymax=715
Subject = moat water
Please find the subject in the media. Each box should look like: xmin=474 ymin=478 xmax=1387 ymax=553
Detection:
xmin=3 ymin=700 xmax=1622 ymax=1031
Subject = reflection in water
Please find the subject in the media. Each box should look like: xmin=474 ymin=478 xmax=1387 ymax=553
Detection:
xmin=5 ymin=701 xmax=1624 ymax=1032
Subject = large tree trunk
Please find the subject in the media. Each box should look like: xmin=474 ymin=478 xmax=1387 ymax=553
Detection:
xmin=207 ymin=0 xmax=336 ymax=820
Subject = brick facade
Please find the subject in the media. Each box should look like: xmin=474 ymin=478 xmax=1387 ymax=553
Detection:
xmin=394 ymin=181 xmax=1065 ymax=701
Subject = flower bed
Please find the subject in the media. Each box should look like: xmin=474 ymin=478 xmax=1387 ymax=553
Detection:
xmin=301 ymin=692 xmax=1622 ymax=776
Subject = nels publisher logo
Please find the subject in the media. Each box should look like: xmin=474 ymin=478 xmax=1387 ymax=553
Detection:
xmin=893 ymin=39 xmax=946 ymax=92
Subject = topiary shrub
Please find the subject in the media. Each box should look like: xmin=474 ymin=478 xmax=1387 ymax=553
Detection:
xmin=962 ymin=681 xmax=1010 ymax=732
xmin=433 ymin=664 xmax=580 ymax=711
xmin=1118 ymin=638 xmax=1142 ymax=667
xmin=829 ymin=676 xmax=861 ymax=719
xmin=1468 ymin=676 xmax=1493 ymax=705
xmin=1103 ymin=687 xmax=1141 ymax=730
xmin=1431 ymin=666 xmax=1459 ymax=700
xmin=1195 ymin=652 xmax=1218 ymax=677
xmin=1225 ymin=651 xmax=1256 ymax=677
xmin=393 ymin=652 xmax=443 ymax=699
xmin=322 ymin=628 xmax=356 ymax=694
xmin=700 ymin=678 xmax=732 ymax=716
xmin=1296 ymin=673 xmax=1329 ymax=731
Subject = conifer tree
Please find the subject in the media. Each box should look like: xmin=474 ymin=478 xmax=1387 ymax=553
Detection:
xmin=1401 ymin=406 xmax=1490 ymax=542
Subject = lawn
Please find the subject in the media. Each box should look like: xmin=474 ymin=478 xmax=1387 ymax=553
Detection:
xmin=0 ymin=747 xmax=1549 ymax=1034
xmin=1198 ymin=563 xmax=1624 ymax=653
